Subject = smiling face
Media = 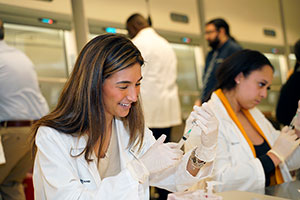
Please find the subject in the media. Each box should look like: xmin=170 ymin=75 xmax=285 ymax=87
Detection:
xmin=235 ymin=65 xmax=274 ymax=110
xmin=102 ymin=63 xmax=142 ymax=121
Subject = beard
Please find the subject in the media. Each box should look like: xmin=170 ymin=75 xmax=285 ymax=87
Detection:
xmin=208 ymin=36 xmax=220 ymax=50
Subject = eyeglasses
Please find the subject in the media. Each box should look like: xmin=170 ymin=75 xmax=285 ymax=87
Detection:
xmin=205 ymin=30 xmax=218 ymax=35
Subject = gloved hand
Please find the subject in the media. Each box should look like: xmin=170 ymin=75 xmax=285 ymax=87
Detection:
xmin=269 ymin=126 xmax=300 ymax=163
xmin=186 ymin=103 xmax=218 ymax=162
xmin=140 ymin=134 xmax=183 ymax=174
xmin=294 ymin=100 xmax=300 ymax=131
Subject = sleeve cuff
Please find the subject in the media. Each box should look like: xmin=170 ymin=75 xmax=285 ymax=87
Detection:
xmin=127 ymin=159 xmax=149 ymax=184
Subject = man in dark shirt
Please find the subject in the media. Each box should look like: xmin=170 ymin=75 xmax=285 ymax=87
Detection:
xmin=199 ymin=18 xmax=242 ymax=104
xmin=276 ymin=39 xmax=300 ymax=126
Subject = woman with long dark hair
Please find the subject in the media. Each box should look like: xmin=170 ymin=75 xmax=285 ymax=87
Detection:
xmin=32 ymin=34 xmax=217 ymax=199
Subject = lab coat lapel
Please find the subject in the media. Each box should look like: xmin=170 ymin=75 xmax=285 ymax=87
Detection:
xmin=115 ymin=118 xmax=143 ymax=169
xmin=71 ymin=134 xmax=101 ymax=187
xmin=210 ymin=93 xmax=255 ymax=158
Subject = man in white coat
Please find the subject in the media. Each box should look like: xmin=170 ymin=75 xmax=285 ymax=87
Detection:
xmin=126 ymin=13 xmax=181 ymax=199
xmin=0 ymin=19 xmax=49 ymax=200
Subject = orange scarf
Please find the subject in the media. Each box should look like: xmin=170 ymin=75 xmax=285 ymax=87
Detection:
xmin=215 ymin=89 xmax=284 ymax=185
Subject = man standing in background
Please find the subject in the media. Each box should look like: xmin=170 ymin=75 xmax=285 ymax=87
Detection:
xmin=197 ymin=18 xmax=242 ymax=104
xmin=0 ymin=19 xmax=49 ymax=200
xmin=126 ymin=13 xmax=182 ymax=200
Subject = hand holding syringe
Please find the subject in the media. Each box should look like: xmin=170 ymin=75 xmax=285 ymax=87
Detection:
xmin=177 ymin=103 xmax=219 ymax=161
xmin=289 ymin=113 xmax=298 ymax=130
xmin=289 ymin=100 xmax=300 ymax=131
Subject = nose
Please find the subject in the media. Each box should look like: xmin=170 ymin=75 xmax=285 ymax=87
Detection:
xmin=261 ymin=88 xmax=268 ymax=99
xmin=127 ymin=87 xmax=139 ymax=102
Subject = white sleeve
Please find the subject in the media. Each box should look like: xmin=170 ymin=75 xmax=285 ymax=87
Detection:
xmin=144 ymin=123 xmax=213 ymax=192
xmin=34 ymin=127 xmax=141 ymax=200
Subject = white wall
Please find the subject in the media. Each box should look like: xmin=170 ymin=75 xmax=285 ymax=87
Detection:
xmin=0 ymin=0 xmax=201 ymax=35
xmin=0 ymin=0 xmax=299 ymax=45
xmin=0 ymin=0 xmax=71 ymax=15
xmin=282 ymin=0 xmax=300 ymax=45
xmin=204 ymin=0 xmax=283 ymax=45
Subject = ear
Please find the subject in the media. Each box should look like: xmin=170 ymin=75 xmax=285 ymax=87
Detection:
xmin=234 ymin=72 xmax=244 ymax=84
xmin=219 ymin=27 xmax=226 ymax=35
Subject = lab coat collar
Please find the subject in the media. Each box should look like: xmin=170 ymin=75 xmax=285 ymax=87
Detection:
xmin=69 ymin=118 xmax=142 ymax=185
xmin=70 ymin=133 xmax=102 ymax=186
xmin=209 ymin=93 xmax=255 ymax=158
xmin=133 ymin=27 xmax=156 ymax=40
xmin=115 ymin=118 xmax=144 ymax=168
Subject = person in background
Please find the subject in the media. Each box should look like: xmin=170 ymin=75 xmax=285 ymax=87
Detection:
xmin=276 ymin=39 xmax=300 ymax=126
xmin=196 ymin=18 xmax=242 ymax=105
xmin=0 ymin=19 xmax=49 ymax=200
xmin=126 ymin=14 xmax=182 ymax=199
xmin=125 ymin=13 xmax=181 ymax=143
xmin=276 ymin=39 xmax=300 ymax=180
xmin=186 ymin=49 xmax=300 ymax=192
xmin=32 ymin=34 xmax=218 ymax=200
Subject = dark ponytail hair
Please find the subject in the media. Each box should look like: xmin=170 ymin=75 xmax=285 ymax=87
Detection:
xmin=216 ymin=49 xmax=274 ymax=91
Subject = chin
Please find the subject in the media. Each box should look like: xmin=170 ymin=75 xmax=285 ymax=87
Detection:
xmin=118 ymin=111 xmax=130 ymax=118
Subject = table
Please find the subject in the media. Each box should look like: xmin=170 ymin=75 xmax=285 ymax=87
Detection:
xmin=217 ymin=190 xmax=289 ymax=200
xmin=265 ymin=180 xmax=300 ymax=200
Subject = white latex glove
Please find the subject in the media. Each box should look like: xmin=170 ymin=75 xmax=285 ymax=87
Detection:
xmin=140 ymin=134 xmax=183 ymax=174
xmin=186 ymin=103 xmax=218 ymax=162
xmin=269 ymin=126 xmax=300 ymax=163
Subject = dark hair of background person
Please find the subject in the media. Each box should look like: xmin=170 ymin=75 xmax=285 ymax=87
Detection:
xmin=0 ymin=19 xmax=4 ymax=40
xmin=126 ymin=13 xmax=149 ymax=27
xmin=126 ymin=13 xmax=150 ymax=39
xmin=206 ymin=18 xmax=237 ymax=42
xmin=294 ymin=39 xmax=300 ymax=71
xmin=32 ymin=33 xmax=145 ymax=162
xmin=216 ymin=49 xmax=274 ymax=91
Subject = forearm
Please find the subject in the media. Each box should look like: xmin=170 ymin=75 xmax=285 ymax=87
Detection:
xmin=186 ymin=149 xmax=206 ymax=176
xmin=186 ymin=157 xmax=200 ymax=176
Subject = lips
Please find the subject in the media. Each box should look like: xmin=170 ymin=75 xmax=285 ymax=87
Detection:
xmin=254 ymin=100 xmax=261 ymax=104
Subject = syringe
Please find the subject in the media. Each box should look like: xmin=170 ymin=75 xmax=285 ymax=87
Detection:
xmin=177 ymin=120 xmax=197 ymax=149
xmin=289 ymin=112 xmax=299 ymax=130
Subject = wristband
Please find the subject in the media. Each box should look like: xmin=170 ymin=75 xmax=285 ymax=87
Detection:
xmin=189 ymin=148 xmax=206 ymax=170
xmin=268 ymin=149 xmax=284 ymax=163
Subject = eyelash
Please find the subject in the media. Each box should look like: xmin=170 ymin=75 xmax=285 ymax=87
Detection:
xmin=258 ymin=82 xmax=270 ymax=90
xmin=119 ymin=83 xmax=141 ymax=90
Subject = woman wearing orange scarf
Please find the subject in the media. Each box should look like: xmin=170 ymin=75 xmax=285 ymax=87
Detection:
xmin=185 ymin=49 xmax=300 ymax=192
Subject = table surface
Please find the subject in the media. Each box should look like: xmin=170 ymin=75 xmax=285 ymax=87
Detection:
xmin=217 ymin=190 xmax=289 ymax=200
xmin=265 ymin=180 xmax=300 ymax=200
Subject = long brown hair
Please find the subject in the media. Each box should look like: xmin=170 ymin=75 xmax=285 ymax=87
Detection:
xmin=32 ymin=33 xmax=145 ymax=162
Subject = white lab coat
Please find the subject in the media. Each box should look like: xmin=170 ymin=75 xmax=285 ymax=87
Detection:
xmin=132 ymin=28 xmax=181 ymax=128
xmin=185 ymin=93 xmax=300 ymax=192
xmin=33 ymin=118 xmax=213 ymax=200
